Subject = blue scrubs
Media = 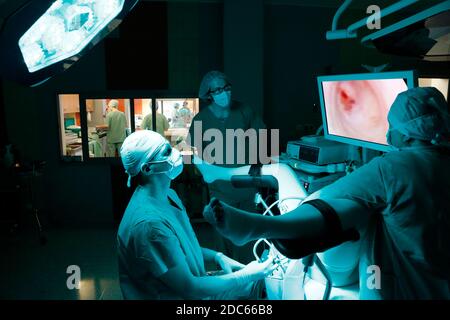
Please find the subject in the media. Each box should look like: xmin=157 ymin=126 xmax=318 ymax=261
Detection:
xmin=117 ymin=187 xmax=261 ymax=300
xmin=117 ymin=188 xmax=205 ymax=299
xmin=317 ymin=146 xmax=450 ymax=299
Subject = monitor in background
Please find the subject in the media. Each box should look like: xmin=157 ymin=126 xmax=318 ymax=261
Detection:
xmin=418 ymin=78 xmax=449 ymax=102
xmin=317 ymin=71 xmax=415 ymax=152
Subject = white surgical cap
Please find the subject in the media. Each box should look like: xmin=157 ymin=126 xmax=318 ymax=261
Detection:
xmin=198 ymin=71 xmax=230 ymax=100
xmin=108 ymin=99 xmax=119 ymax=108
xmin=388 ymin=87 xmax=450 ymax=145
xmin=120 ymin=130 xmax=167 ymax=187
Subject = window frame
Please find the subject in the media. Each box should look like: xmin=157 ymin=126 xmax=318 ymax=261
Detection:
xmin=56 ymin=91 xmax=198 ymax=164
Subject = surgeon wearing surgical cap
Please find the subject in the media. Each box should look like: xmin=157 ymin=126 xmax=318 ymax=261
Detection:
xmin=105 ymin=99 xmax=127 ymax=157
xmin=116 ymin=130 xmax=276 ymax=300
xmin=202 ymin=87 xmax=450 ymax=300
xmin=386 ymin=87 xmax=450 ymax=149
xmin=187 ymin=71 xmax=267 ymax=264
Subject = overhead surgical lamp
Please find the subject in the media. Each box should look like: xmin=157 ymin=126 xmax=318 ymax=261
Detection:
xmin=0 ymin=0 xmax=139 ymax=86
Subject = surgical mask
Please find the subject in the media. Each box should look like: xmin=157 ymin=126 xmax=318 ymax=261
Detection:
xmin=165 ymin=149 xmax=183 ymax=180
xmin=141 ymin=146 xmax=184 ymax=180
xmin=212 ymin=91 xmax=231 ymax=108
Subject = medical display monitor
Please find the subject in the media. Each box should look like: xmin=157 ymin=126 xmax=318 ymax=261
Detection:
xmin=317 ymin=71 xmax=415 ymax=152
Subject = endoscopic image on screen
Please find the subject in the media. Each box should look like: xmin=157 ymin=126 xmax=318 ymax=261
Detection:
xmin=322 ymin=79 xmax=408 ymax=145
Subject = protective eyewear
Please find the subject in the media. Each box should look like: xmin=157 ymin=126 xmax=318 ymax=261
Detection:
xmin=141 ymin=143 xmax=176 ymax=174
xmin=209 ymin=84 xmax=231 ymax=96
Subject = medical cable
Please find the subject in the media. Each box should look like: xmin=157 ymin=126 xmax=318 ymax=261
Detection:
xmin=253 ymin=196 xmax=333 ymax=300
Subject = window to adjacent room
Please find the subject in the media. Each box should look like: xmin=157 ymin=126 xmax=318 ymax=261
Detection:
xmin=85 ymin=98 xmax=132 ymax=158
xmin=58 ymin=94 xmax=84 ymax=160
xmin=57 ymin=94 xmax=199 ymax=161
xmin=155 ymin=98 xmax=199 ymax=150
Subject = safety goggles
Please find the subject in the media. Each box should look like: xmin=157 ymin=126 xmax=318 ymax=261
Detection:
xmin=209 ymin=84 xmax=231 ymax=96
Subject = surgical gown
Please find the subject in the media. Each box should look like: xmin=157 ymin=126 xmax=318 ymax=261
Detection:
xmin=317 ymin=146 xmax=450 ymax=299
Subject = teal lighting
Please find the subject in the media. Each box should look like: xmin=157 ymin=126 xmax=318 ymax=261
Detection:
xmin=19 ymin=0 xmax=125 ymax=73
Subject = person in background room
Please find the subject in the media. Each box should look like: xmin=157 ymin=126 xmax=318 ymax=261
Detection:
xmin=141 ymin=105 xmax=170 ymax=137
xmin=178 ymin=100 xmax=193 ymax=127
xmin=187 ymin=70 xmax=266 ymax=264
xmin=171 ymin=103 xmax=186 ymax=128
xmin=117 ymin=130 xmax=276 ymax=300
xmin=202 ymin=87 xmax=450 ymax=300
xmin=105 ymin=99 xmax=127 ymax=157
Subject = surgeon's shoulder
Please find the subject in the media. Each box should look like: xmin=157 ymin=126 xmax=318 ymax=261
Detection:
xmin=353 ymin=152 xmax=401 ymax=183
xmin=168 ymin=189 xmax=183 ymax=206
xmin=376 ymin=149 xmax=415 ymax=167
xmin=191 ymin=107 xmax=208 ymax=122
xmin=355 ymin=153 xmax=390 ymax=172
xmin=132 ymin=218 xmax=175 ymax=241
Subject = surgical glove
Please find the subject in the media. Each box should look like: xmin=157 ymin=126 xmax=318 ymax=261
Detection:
xmin=231 ymin=257 xmax=278 ymax=287
xmin=215 ymin=252 xmax=245 ymax=274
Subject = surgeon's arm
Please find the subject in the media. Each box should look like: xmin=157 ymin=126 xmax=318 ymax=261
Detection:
xmin=205 ymin=197 xmax=370 ymax=247
xmin=158 ymin=256 xmax=274 ymax=300
xmin=202 ymin=247 xmax=245 ymax=274
xmin=263 ymin=198 xmax=369 ymax=239
xmin=201 ymin=247 xmax=219 ymax=263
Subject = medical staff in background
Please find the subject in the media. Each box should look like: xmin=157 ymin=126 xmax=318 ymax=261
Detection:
xmin=105 ymin=99 xmax=127 ymax=157
xmin=141 ymin=105 xmax=170 ymax=137
xmin=187 ymin=70 xmax=267 ymax=264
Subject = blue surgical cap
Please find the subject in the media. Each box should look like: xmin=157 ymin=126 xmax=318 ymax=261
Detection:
xmin=120 ymin=130 xmax=167 ymax=187
xmin=388 ymin=87 xmax=450 ymax=144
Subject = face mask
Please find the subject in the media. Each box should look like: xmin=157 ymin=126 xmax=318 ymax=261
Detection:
xmin=212 ymin=91 xmax=231 ymax=108
xmin=141 ymin=146 xmax=184 ymax=180
xmin=165 ymin=149 xmax=183 ymax=180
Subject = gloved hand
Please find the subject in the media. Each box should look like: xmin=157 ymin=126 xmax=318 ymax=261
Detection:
xmin=215 ymin=252 xmax=245 ymax=274
xmin=232 ymin=257 xmax=278 ymax=286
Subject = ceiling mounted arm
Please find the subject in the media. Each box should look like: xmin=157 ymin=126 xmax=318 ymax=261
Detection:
xmin=326 ymin=0 xmax=419 ymax=40
xmin=326 ymin=0 xmax=356 ymax=40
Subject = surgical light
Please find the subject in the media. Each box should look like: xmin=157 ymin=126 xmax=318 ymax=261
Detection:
xmin=18 ymin=0 xmax=125 ymax=73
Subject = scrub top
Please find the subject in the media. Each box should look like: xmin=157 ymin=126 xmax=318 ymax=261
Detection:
xmin=141 ymin=113 xmax=170 ymax=136
xmin=106 ymin=110 xmax=127 ymax=144
xmin=188 ymin=101 xmax=266 ymax=209
xmin=317 ymin=146 xmax=450 ymax=299
xmin=117 ymin=187 xmax=206 ymax=299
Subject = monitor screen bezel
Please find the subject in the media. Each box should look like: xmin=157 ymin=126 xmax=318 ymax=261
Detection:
xmin=317 ymin=70 xmax=416 ymax=152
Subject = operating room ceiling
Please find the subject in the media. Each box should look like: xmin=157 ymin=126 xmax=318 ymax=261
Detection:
xmin=0 ymin=0 xmax=448 ymax=86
